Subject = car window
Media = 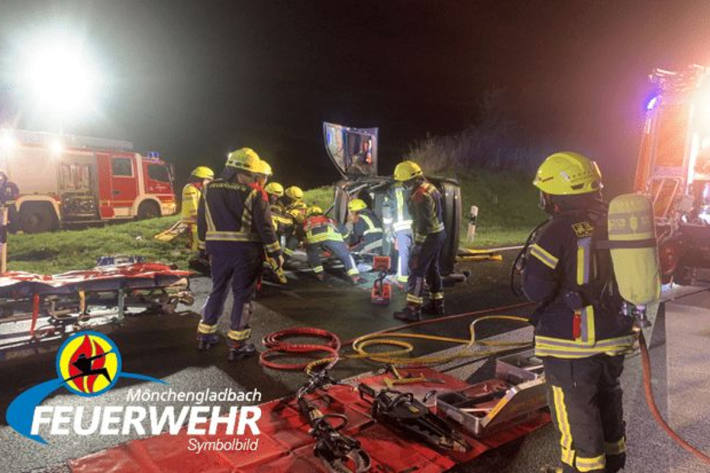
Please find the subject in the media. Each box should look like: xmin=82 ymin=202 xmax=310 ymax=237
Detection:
xmin=112 ymin=158 xmax=133 ymax=177
xmin=148 ymin=164 xmax=170 ymax=182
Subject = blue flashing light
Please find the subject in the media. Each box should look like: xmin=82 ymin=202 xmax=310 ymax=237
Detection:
xmin=147 ymin=151 xmax=160 ymax=158
xmin=646 ymin=96 xmax=659 ymax=111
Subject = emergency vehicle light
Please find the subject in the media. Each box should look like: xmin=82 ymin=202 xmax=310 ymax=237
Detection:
xmin=646 ymin=96 xmax=659 ymax=111
xmin=49 ymin=139 xmax=63 ymax=155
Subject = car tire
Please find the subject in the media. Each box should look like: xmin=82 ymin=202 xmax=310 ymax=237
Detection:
xmin=19 ymin=202 xmax=59 ymax=234
xmin=137 ymin=200 xmax=161 ymax=220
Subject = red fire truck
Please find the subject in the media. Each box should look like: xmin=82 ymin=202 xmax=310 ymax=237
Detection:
xmin=0 ymin=129 xmax=177 ymax=233
xmin=635 ymin=65 xmax=710 ymax=284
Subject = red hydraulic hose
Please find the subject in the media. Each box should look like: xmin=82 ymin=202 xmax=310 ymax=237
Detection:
xmin=639 ymin=330 xmax=710 ymax=465
xmin=259 ymin=327 xmax=341 ymax=371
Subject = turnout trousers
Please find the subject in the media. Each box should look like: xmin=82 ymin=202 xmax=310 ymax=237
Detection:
xmin=198 ymin=242 xmax=262 ymax=345
xmin=543 ymin=355 xmax=627 ymax=473
xmin=405 ymin=230 xmax=445 ymax=308
xmin=394 ymin=228 xmax=413 ymax=282
xmin=307 ymin=240 xmax=359 ymax=276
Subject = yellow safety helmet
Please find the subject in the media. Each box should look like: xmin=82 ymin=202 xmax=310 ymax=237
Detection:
xmin=306 ymin=205 xmax=323 ymax=217
xmin=347 ymin=198 xmax=367 ymax=212
xmin=191 ymin=166 xmax=214 ymax=180
xmin=533 ymin=152 xmax=603 ymax=195
xmin=393 ymin=160 xmax=423 ymax=182
xmin=254 ymin=159 xmax=273 ymax=176
xmin=226 ymin=147 xmax=260 ymax=172
xmin=264 ymin=182 xmax=284 ymax=197
xmin=285 ymin=186 xmax=304 ymax=200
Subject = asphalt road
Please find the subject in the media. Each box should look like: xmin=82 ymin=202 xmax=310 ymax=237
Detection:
xmin=0 ymin=250 xmax=536 ymax=472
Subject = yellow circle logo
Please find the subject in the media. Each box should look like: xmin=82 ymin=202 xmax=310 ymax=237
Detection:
xmin=56 ymin=332 xmax=121 ymax=396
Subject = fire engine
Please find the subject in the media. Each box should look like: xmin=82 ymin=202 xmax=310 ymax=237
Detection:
xmin=635 ymin=65 xmax=710 ymax=284
xmin=0 ymin=129 xmax=177 ymax=233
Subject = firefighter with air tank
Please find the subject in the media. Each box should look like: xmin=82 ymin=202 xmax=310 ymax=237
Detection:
xmin=521 ymin=152 xmax=636 ymax=473
xmin=196 ymin=148 xmax=283 ymax=360
xmin=392 ymin=160 xmax=447 ymax=322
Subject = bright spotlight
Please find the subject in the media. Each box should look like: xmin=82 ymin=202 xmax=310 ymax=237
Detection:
xmin=16 ymin=33 xmax=102 ymax=121
xmin=0 ymin=130 xmax=17 ymax=151
xmin=49 ymin=139 xmax=63 ymax=155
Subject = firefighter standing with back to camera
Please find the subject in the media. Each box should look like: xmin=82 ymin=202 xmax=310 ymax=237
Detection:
xmin=392 ymin=160 xmax=446 ymax=322
xmin=196 ymin=148 xmax=282 ymax=360
xmin=522 ymin=152 xmax=635 ymax=473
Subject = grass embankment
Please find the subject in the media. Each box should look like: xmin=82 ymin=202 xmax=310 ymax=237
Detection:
xmin=6 ymin=172 xmax=542 ymax=274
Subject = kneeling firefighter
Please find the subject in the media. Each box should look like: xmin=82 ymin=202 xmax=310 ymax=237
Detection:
xmin=346 ymin=198 xmax=384 ymax=255
xmin=303 ymin=205 xmax=361 ymax=283
xmin=522 ymin=152 xmax=647 ymax=473
xmin=196 ymin=148 xmax=283 ymax=360
xmin=392 ymin=160 xmax=446 ymax=322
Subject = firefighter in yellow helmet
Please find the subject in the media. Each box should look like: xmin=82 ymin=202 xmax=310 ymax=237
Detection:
xmin=302 ymin=205 xmax=360 ymax=283
xmin=253 ymin=159 xmax=272 ymax=188
xmin=522 ymin=152 xmax=633 ymax=473
xmin=283 ymin=185 xmax=307 ymax=258
xmin=181 ymin=166 xmax=214 ymax=251
xmin=392 ymin=160 xmax=446 ymax=322
xmin=196 ymin=147 xmax=283 ymax=360
xmin=265 ymin=181 xmax=294 ymax=248
xmin=346 ymin=198 xmax=384 ymax=255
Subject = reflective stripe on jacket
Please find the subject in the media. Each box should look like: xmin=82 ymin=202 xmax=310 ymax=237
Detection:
xmin=349 ymin=209 xmax=383 ymax=246
xmin=197 ymin=180 xmax=281 ymax=255
xmin=303 ymin=215 xmax=344 ymax=244
xmin=521 ymin=210 xmax=635 ymax=359
xmin=409 ymin=180 xmax=444 ymax=244
xmin=181 ymin=182 xmax=202 ymax=223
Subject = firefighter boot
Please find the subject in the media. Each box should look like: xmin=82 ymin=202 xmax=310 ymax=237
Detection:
xmin=422 ymin=299 xmax=445 ymax=316
xmin=227 ymin=340 xmax=257 ymax=361
xmin=197 ymin=333 xmax=219 ymax=351
xmin=393 ymin=305 xmax=421 ymax=323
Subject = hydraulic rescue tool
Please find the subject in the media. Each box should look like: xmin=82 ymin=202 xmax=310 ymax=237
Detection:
xmin=357 ymin=383 xmax=470 ymax=453
xmin=296 ymin=371 xmax=371 ymax=473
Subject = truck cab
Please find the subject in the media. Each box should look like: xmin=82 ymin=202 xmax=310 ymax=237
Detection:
xmin=0 ymin=129 xmax=177 ymax=233
xmin=323 ymin=122 xmax=462 ymax=276
xmin=635 ymin=66 xmax=710 ymax=284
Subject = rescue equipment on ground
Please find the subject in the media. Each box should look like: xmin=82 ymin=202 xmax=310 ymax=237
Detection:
xmin=370 ymin=255 xmax=391 ymax=305
xmin=457 ymin=247 xmax=503 ymax=262
xmin=436 ymin=350 xmax=547 ymax=437
xmin=358 ymin=382 xmax=470 ymax=453
xmin=153 ymin=219 xmax=188 ymax=242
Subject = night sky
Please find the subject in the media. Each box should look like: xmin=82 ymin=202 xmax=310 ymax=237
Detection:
xmin=2 ymin=0 xmax=710 ymax=188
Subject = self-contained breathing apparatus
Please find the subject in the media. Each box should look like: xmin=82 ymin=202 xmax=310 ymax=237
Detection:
xmin=512 ymin=193 xmax=661 ymax=326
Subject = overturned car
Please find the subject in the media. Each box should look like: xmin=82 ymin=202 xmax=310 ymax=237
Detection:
xmin=321 ymin=122 xmax=463 ymax=279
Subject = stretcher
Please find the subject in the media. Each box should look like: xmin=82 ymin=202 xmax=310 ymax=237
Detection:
xmin=70 ymin=356 xmax=550 ymax=473
xmin=0 ymin=256 xmax=193 ymax=347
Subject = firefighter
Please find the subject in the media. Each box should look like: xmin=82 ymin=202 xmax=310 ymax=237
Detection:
xmin=346 ymin=198 xmax=384 ymax=255
xmin=265 ymin=182 xmax=294 ymax=247
xmin=196 ymin=147 xmax=282 ymax=360
xmin=522 ymin=152 xmax=635 ymax=473
xmin=283 ymin=186 xmax=307 ymax=258
xmin=181 ymin=166 xmax=214 ymax=251
xmin=385 ymin=181 xmax=414 ymax=283
xmin=254 ymin=159 xmax=272 ymax=187
xmin=303 ymin=205 xmax=361 ymax=283
xmin=392 ymin=161 xmax=446 ymax=322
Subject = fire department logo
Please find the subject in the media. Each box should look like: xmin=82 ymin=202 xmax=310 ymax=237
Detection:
xmin=56 ymin=332 xmax=122 ymax=397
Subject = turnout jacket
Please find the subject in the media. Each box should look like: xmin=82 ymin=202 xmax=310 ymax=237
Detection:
xmin=347 ymin=209 xmax=383 ymax=246
xmin=197 ymin=179 xmax=281 ymax=257
xmin=270 ymin=202 xmax=295 ymax=236
xmin=522 ymin=209 xmax=635 ymax=359
xmin=303 ymin=215 xmax=344 ymax=245
xmin=180 ymin=182 xmax=202 ymax=224
xmin=385 ymin=184 xmax=413 ymax=232
xmin=408 ymin=180 xmax=445 ymax=244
